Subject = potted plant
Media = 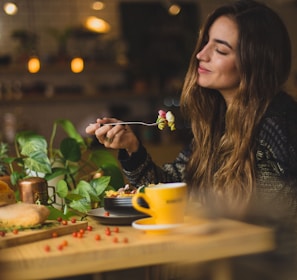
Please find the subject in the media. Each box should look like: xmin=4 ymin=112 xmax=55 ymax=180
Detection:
xmin=0 ymin=119 xmax=125 ymax=219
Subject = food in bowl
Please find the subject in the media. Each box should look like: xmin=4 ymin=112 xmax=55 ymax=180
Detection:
xmin=104 ymin=184 xmax=148 ymax=215
xmin=105 ymin=184 xmax=137 ymax=198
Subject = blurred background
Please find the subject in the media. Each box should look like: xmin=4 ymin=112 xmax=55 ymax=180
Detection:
xmin=0 ymin=0 xmax=296 ymax=163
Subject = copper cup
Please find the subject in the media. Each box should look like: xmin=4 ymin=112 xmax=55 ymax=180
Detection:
xmin=18 ymin=177 xmax=55 ymax=205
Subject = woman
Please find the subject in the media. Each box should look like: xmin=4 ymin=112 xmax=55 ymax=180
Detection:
xmin=86 ymin=0 xmax=297 ymax=220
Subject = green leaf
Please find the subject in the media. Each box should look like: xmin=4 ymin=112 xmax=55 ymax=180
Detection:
xmin=47 ymin=206 xmax=75 ymax=220
xmin=60 ymin=138 xmax=81 ymax=162
xmin=14 ymin=131 xmax=52 ymax=174
xmin=67 ymin=163 xmax=80 ymax=177
xmin=89 ymin=149 xmax=124 ymax=189
xmin=69 ymin=198 xmax=91 ymax=214
xmin=63 ymin=204 xmax=68 ymax=215
xmin=10 ymin=170 xmax=24 ymax=185
xmin=56 ymin=180 xmax=68 ymax=198
xmin=74 ymin=180 xmax=99 ymax=202
xmin=54 ymin=119 xmax=85 ymax=145
xmin=44 ymin=167 xmax=68 ymax=181
xmin=90 ymin=149 xmax=119 ymax=167
xmin=65 ymin=193 xmax=84 ymax=201
xmin=90 ymin=176 xmax=111 ymax=196
xmin=21 ymin=140 xmax=47 ymax=156
xmin=23 ymin=151 xmax=52 ymax=174
xmin=101 ymin=164 xmax=124 ymax=190
xmin=2 ymin=156 xmax=16 ymax=164
xmin=16 ymin=131 xmax=46 ymax=149
xmin=98 ymin=185 xmax=115 ymax=207
xmin=14 ymin=189 xmax=20 ymax=201
xmin=138 ymin=185 xmax=147 ymax=193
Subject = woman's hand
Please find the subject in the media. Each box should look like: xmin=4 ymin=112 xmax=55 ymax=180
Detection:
xmin=85 ymin=118 xmax=139 ymax=155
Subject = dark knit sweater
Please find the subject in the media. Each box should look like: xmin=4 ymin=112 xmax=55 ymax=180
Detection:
xmin=119 ymin=92 xmax=297 ymax=223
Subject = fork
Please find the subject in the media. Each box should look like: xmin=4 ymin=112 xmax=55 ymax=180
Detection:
xmin=103 ymin=121 xmax=160 ymax=127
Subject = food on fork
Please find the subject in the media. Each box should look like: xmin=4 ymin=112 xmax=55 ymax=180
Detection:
xmin=87 ymin=110 xmax=176 ymax=131
xmin=156 ymin=110 xmax=176 ymax=131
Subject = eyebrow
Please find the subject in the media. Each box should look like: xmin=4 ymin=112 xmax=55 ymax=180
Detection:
xmin=213 ymin=38 xmax=233 ymax=50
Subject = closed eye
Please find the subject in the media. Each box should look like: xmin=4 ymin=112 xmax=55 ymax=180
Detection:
xmin=216 ymin=48 xmax=228 ymax=55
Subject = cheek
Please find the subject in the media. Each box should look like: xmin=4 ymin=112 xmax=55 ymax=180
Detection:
xmin=230 ymin=65 xmax=240 ymax=84
xmin=220 ymin=61 xmax=240 ymax=83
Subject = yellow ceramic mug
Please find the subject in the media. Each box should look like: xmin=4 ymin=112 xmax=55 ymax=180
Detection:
xmin=132 ymin=182 xmax=187 ymax=224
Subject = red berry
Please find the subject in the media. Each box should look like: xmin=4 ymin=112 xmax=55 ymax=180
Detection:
xmin=57 ymin=217 xmax=62 ymax=222
xmin=72 ymin=231 xmax=78 ymax=238
xmin=77 ymin=232 xmax=84 ymax=238
xmin=104 ymin=211 xmax=110 ymax=216
xmin=112 ymin=237 xmax=119 ymax=243
xmin=44 ymin=245 xmax=51 ymax=252
xmin=95 ymin=234 xmax=101 ymax=241
xmin=71 ymin=218 xmax=77 ymax=223
xmin=62 ymin=220 xmax=68 ymax=225
xmin=52 ymin=232 xmax=58 ymax=238
xmin=87 ymin=225 xmax=93 ymax=231
xmin=0 ymin=231 xmax=6 ymax=237
xmin=57 ymin=244 xmax=64 ymax=251
xmin=123 ymin=237 xmax=129 ymax=243
xmin=114 ymin=227 xmax=119 ymax=233
xmin=79 ymin=229 xmax=85 ymax=234
xmin=12 ymin=229 xmax=19 ymax=234
xmin=112 ymin=237 xmax=118 ymax=243
xmin=105 ymin=229 xmax=111 ymax=236
xmin=62 ymin=240 xmax=68 ymax=246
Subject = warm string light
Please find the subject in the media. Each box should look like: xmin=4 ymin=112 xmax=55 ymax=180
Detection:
xmin=91 ymin=1 xmax=105 ymax=11
xmin=168 ymin=4 xmax=181 ymax=15
xmin=85 ymin=16 xmax=110 ymax=33
xmin=7 ymin=1 xmax=111 ymax=73
xmin=71 ymin=57 xmax=84 ymax=73
xmin=28 ymin=57 xmax=41 ymax=73
xmin=3 ymin=2 xmax=18 ymax=15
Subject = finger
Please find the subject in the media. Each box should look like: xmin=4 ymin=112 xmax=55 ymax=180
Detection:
xmin=95 ymin=128 xmax=109 ymax=143
xmin=105 ymin=130 xmax=116 ymax=143
xmin=98 ymin=117 xmax=122 ymax=125
xmin=85 ymin=123 xmax=99 ymax=134
xmin=104 ymin=136 xmax=114 ymax=144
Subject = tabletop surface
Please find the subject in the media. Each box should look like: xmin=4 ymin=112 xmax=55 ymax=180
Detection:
xmin=0 ymin=216 xmax=275 ymax=280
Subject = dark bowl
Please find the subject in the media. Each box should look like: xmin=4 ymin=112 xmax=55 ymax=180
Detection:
xmin=104 ymin=196 xmax=148 ymax=216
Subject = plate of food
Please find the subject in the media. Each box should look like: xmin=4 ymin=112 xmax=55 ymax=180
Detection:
xmin=87 ymin=207 xmax=147 ymax=225
xmin=88 ymin=185 xmax=148 ymax=225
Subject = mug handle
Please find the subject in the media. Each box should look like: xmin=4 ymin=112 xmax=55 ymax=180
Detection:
xmin=132 ymin=193 xmax=154 ymax=217
xmin=47 ymin=186 xmax=56 ymax=205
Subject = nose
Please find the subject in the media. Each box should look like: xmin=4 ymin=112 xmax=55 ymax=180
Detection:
xmin=196 ymin=45 xmax=209 ymax=61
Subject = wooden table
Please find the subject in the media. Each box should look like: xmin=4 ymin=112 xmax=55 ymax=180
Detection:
xmin=0 ymin=217 xmax=274 ymax=280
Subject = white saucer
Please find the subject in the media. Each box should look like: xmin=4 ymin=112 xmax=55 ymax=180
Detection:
xmin=132 ymin=217 xmax=183 ymax=234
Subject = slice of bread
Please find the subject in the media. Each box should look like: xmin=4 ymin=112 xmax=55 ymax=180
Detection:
xmin=0 ymin=202 xmax=50 ymax=228
xmin=0 ymin=180 xmax=16 ymax=206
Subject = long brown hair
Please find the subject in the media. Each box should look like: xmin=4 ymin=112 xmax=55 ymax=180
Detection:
xmin=180 ymin=0 xmax=291 ymax=213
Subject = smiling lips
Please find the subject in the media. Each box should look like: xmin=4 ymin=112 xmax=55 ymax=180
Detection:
xmin=198 ymin=64 xmax=210 ymax=74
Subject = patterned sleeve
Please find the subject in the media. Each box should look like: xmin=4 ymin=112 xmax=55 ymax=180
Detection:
xmin=118 ymin=144 xmax=191 ymax=187
xmin=253 ymin=104 xmax=297 ymax=229
xmin=255 ymin=98 xmax=297 ymax=178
